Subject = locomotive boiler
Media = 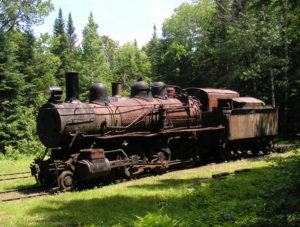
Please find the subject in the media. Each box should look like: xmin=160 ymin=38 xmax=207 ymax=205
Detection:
xmin=31 ymin=72 xmax=278 ymax=190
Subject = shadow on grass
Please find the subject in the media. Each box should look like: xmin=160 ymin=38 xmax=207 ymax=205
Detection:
xmin=23 ymin=165 xmax=288 ymax=227
xmin=0 ymin=180 xmax=37 ymax=191
xmin=23 ymin=152 xmax=300 ymax=226
xmin=127 ymin=176 xmax=209 ymax=191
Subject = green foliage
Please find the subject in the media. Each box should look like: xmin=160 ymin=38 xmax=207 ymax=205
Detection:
xmin=144 ymin=0 xmax=300 ymax=134
xmin=51 ymin=8 xmax=68 ymax=72
xmin=81 ymin=13 xmax=102 ymax=60
xmin=113 ymin=42 xmax=152 ymax=91
xmin=100 ymin=35 xmax=119 ymax=64
xmin=256 ymin=154 xmax=300 ymax=226
xmin=0 ymin=106 xmax=44 ymax=158
xmin=134 ymin=213 xmax=179 ymax=227
xmin=167 ymin=152 xmax=300 ymax=227
xmin=0 ymin=0 xmax=54 ymax=33
xmin=0 ymin=1 xmax=54 ymax=157
xmin=0 ymin=151 xmax=298 ymax=225
xmin=143 ymin=25 xmax=164 ymax=81
xmin=0 ymin=6 xmax=155 ymax=157
xmin=1 ymin=0 xmax=299 ymax=158
xmin=53 ymin=8 xmax=65 ymax=36
xmin=66 ymin=12 xmax=77 ymax=51
xmin=146 ymin=0 xmax=217 ymax=87
xmin=79 ymin=13 xmax=111 ymax=98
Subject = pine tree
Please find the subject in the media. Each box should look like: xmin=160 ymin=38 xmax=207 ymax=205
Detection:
xmin=80 ymin=12 xmax=111 ymax=97
xmin=134 ymin=39 xmax=138 ymax=48
xmin=53 ymin=8 xmax=65 ymax=36
xmin=66 ymin=12 xmax=77 ymax=50
xmin=82 ymin=13 xmax=101 ymax=59
xmin=0 ymin=30 xmax=27 ymax=153
xmin=152 ymin=24 xmax=157 ymax=40
xmin=144 ymin=24 xmax=164 ymax=81
xmin=51 ymin=8 xmax=68 ymax=70
xmin=64 ymin=12 xmax=80 ymax=72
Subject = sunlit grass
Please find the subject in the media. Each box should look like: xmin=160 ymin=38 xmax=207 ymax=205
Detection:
xmin=0 ymin=150 xmax=298 ymax=226
xmin=0 ymin=158 xmax=32 ymax=174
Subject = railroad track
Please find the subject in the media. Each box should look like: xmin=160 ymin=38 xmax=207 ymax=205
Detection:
xmin=0 ymin=186 xmax=54 ymax=203
xmin=1 ymin=192 xmax=49 ymax=202
xmin=0 ymin=143 xmax=297 ymax=203
xmin=0 ymin=185 xmax=44 ymax=195
xmin=273 ymin=144 xmax=298 ymax=152
xmin=0 ymin=169 xmax=250 ymax=203
xmin=0 ymin=171 xmax=30 ymax=177
xmin=0 ymin=171 xmax=32 ymax=182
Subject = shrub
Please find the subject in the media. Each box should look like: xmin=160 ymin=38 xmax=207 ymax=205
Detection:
xmin=133 ymin=213 xmax=179 ymax=227
xmin=257 ymin=152 xmax=300 ymax=226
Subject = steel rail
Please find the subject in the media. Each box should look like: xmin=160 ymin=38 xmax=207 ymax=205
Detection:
xmin=1 ymin=192 xmax=49 ymax=202
xmin=0 ymin=186 xmax=44 ymax=195
xmin=0 ymin=175 xmax=31 ymax=182
xmin=0 ymin=171 xmax=30 ymax=177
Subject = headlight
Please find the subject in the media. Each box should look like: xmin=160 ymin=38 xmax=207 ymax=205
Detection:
xmin=45 ymin=86 xmax=62 ymax=102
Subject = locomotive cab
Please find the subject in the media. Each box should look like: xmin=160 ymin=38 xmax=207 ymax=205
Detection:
xmin=185 ymin=88 xmax=239 ymax=127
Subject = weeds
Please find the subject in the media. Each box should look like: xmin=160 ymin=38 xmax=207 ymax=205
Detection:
xmin=130 ymin=151 xmax=300 ymax=227
xmin=0 ymin=150 xmax=299 ymax=226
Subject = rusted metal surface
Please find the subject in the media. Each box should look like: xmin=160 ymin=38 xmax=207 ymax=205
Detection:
xmin=34 ymin=72 xmax=279 ymax=191
xmin=77 ymin=148 xmax=111 ymax=180
xmin=232 ymin=97 xmax=264 ymax=104
xmin=112 ymin=82 xmax=122 ymax=97
xmin=95 ymin=96 xmax=201 ymax=132
xmin=186 ymin=88 xmax=239 ymax=111
xmin=65 ymin=72 xmax=80 ymax=102
xmin=37 ymin=102 xmax=97 ymax=148
xmin=226 ymin=107 xmax=278 ymax=141
xmin=38 ymin=95 xmax=201 ymax=148
xmin=232 ymin=97 xmax=265 ymax=109
xmin=79 ymin=148 xmax=105 ymax=159
xmin=199 ymin=88 xmax=239 ymax=95
xmin=89 ymin=83 xmax=109 ymax=104
xmin=167 ymin=87 xmax=176 ymax=98
xmin=95 ymin=126 xmax=224 ymax=140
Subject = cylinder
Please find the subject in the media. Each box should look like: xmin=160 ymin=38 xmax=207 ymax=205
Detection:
xmin=112 ymin=82 xmax=122 ymax=97
xmin=65 ymin=72 xmax=79 ymax=102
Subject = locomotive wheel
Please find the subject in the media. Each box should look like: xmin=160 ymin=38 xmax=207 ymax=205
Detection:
xmin=58 ymin=171 xmax=75 ymax=191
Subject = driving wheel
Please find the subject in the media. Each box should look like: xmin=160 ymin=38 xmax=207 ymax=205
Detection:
xmin=58 ymin=171 xmax=75 ymax=191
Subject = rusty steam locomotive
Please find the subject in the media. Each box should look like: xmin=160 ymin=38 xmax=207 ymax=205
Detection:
xmin=31 ymin=72 xmax=278 ymax=190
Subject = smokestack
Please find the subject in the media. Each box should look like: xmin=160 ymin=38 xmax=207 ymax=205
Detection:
xmin=65 ymin=72 xmax=79 ymax=102
xmin=112 ymin=82 xmax=122 ymax=97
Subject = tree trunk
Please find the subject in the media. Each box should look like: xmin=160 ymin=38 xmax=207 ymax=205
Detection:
xmin=268 ymin=47 xmax=276 ymax=107
xmin=283 ymin=0 xmax=289 ymax=136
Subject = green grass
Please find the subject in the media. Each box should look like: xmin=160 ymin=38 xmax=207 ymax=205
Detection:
xmin=0 ymin=151 xmax=299 ymax=226
xmin=0 ymin=158 xmax=36 ymax=191
xmin=0 ymin=158 xmax=32 ymax=174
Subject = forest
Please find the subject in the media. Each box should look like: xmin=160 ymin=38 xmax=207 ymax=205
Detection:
xmin=0 ymin=0 xmax=300 ymax=158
